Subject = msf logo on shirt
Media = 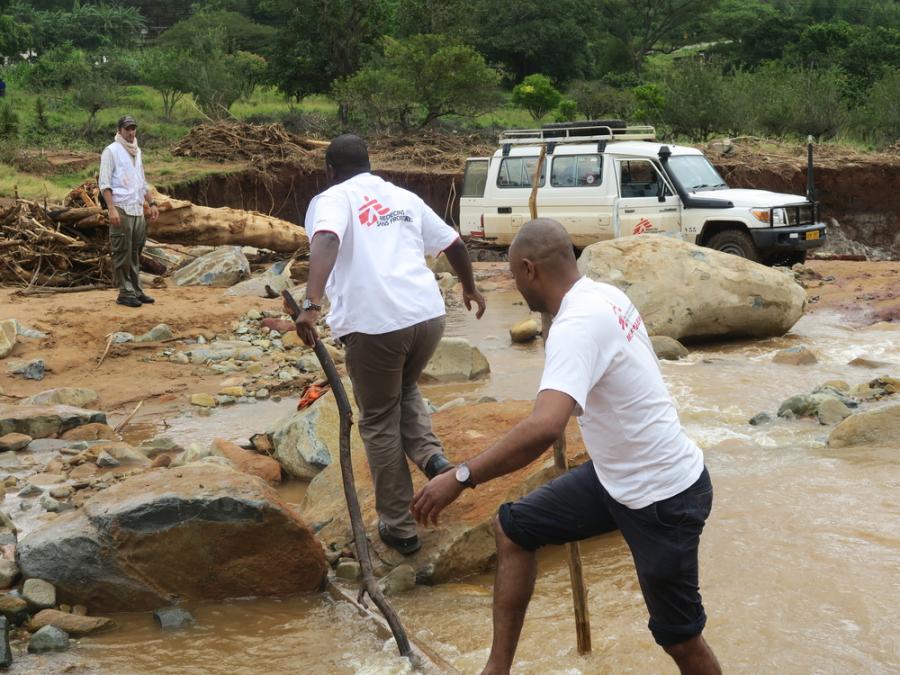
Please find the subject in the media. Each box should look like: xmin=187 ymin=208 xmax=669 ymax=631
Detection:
xmin=358 ymin=196 xmax=391 ymax=227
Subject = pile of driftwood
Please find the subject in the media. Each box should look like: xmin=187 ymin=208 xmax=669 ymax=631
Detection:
xmin=171 ymin=122 xmax=324 ymax=169
xmin=0 ymin=197 xmax=111 ymax=289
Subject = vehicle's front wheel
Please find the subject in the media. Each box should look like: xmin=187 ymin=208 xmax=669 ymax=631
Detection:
xmin=707 ymin=229 xmax=760 ymax=263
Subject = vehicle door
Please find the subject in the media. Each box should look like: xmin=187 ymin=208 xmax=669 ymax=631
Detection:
xmin=614 ymin=158 xmax=681 ymax=237
xmin=460 ymin=158 xmax=490 ymax=237
xmin=545 ymin=152 xmax=615 ymax=247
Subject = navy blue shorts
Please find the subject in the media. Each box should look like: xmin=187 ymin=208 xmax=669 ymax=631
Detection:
xmin=498 ymin=462 xmax=713 ymax=647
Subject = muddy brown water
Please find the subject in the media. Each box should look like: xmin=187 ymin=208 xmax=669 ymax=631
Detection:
xmin=9 ymin=290 xmax=899 ymax=673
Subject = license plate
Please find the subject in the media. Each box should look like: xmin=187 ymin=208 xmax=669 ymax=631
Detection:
xmin=806 ymin=230 xmax=820 ymax=240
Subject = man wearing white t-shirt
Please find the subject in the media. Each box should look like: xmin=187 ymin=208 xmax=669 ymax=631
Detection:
xmin=413 ymin=219 xmax=721 ymax=674
xmin=295 ymin=134 xmax=486 ymax=556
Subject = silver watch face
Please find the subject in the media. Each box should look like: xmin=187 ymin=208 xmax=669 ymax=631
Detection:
xmin=456 ymin=463 xmax=470 ymax=483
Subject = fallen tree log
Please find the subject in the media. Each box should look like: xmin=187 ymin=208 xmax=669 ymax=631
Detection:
xmin=149 ymin=191 xmax=309 ymax=255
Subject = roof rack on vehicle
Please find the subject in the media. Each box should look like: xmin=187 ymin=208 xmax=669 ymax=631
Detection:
xmin=499 ymin=123 xmax=656 ymax=145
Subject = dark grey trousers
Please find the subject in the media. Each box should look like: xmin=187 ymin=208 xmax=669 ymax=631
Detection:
xmin=109 ymin=206 xmax=145 ymax=299
xmin=343 ymin=316 xmax=447 ymax=538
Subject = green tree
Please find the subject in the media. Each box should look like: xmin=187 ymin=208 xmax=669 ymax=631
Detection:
xmin=567 ymin=80 xmax=635 ymax=120
xmin=660 ymin=59 xmax=729 ymax=139
xmin=11 ymin=1 xmax=146 ymax=53
xmin=470 ymin=0 xmax=596 ymax=83
xmin=512 ymin=74 xmax=561 ymax=121
xmin=266 ymin=0 xmax=388 ymax=103
xmin=141 ymin=47 xmax=192 ymax=120
xmin=596 ymin=0 xmax=717 ymax=75
xmin=335 ymin=34 xmax=501 ymax=128
xmin=25 ymin=43 xmax=91 ymax=90
xmin=158 ymin=9 xmax=275 ymax=53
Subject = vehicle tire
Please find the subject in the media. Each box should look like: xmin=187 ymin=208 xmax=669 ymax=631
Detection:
xmin=707 ymin=229 xmax=760 ymax=263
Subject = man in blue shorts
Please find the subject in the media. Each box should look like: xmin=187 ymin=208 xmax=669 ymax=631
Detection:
xmin=412 ymin=218 xmax=721 ymax=674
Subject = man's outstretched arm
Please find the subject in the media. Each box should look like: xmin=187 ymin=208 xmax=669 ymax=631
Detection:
xmin=412 ymin=389 xmax=576 ymax=526
xmin=443 ymin=237 xmax=486 ymax=319
xmin=293 ymin=231 xmax=339 ymax=346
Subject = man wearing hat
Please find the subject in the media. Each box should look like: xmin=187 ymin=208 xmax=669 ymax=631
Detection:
xmin=98 ymin=115 xmax=159 ymax=308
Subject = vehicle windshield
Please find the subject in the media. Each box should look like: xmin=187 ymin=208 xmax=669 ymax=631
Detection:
xmin=667 ymin=155 xmax=729 ymax=192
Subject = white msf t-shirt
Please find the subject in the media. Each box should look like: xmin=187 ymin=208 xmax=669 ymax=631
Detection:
xmin=305 ymin=173 xmax=460 ymax=338
xmin=539 ymin=277 xmax=704 ymax=509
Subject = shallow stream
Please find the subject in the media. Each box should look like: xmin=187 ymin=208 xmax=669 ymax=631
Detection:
xmin=12 ymin=289 xmax=900 ymax=674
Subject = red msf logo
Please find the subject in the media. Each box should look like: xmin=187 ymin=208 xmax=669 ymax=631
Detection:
xmin=633 ymin=218 xmax=652 ymax=235
xmin=358 ymin=196 xmax=391 ymax=226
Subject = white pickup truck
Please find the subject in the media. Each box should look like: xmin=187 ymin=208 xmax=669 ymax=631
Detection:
xmin=459 ymin=121 xmax=826 ymax=264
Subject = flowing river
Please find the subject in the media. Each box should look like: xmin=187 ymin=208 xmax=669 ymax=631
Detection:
xmin=12 ymin=288 xmax=900 ymax=674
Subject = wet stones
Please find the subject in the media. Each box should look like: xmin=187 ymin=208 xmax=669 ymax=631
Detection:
xmin=154 ymin=607 xmax=195 ymax=631
xmin=772 ymin=346 xmax=818 ymax=365
xmin=0 ymin=595 xmax=27 ymax=624
xmin=22 ymin=579 xmax=55 ymax=611
xmin=379 ymin=564 xmax=416 ymax=596
xmin=0 ymin=434 xmax=31 ymax=453
xmin=0 ymin=560 xmax=18 ymax=589
xmin=749 ymin=412 xmax=773 ymax=426
xmin=0 ymin=405 xmax=107 ymax=440
xmin=135 ymin=324 xmax=174 ymax=343
xmin=828 ymin=403 xmax=900 ymax=449
xmin=0 ymin=617 xmax=10 ymax=667
xmin=60 ymin=423 xmax=117 ymax=442
xmin=509 ymin=318 xmax=539 ymax=344
xmin=190 ymin=393 xmax=217 ymax=408
xmin=27 ymin=625 xmax=69 ymax=653
xmin=421 ymin=337 xmax=491 ymax=382
xmin=335 ymin=560 xmax=361 ymax=581
xmin=28 ymin=609 xmax=113 ymax=636
xmin=651 ymin=336 xmax=689 ymax=361
xmin=815 ymin=398 xmax=853 ymax=425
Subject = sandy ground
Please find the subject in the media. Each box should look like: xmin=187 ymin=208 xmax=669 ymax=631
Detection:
xmin=0 ymin=260 xmax=896 ymax=422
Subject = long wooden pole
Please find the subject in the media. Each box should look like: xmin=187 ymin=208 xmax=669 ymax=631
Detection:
xmin=529 ymin=152 xmax=593 ymax=656
xmin=282 ymin=291 xmax=419 ymax=665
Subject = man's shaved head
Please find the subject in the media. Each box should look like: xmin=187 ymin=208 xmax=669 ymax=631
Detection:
xmin=509 ymin=218 xmax=580 ymax=314
xmin=326 ymin=134 xmax=371 ymax=179
xmin=510 ymin=218 xmax=577 ymax=270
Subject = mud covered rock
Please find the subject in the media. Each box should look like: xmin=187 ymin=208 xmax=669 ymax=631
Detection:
xmin=773 ymin=346 xmax=818 ymax=365
xmin=17 ymin=464 xmax=326 ymax=611
xmin=0 ymin=405 xmax=106 ymax=440
xmin=828 ymin=403 xmax=900 ymax=448
xmin=0 ymin=320 xmax=16 ymax=360
xmin=27 ymin=609 xmax=113 ymax=636
xmin=211 ymin=438 xmax=281 ymax=484
xmin=268 ymin=388 xmax=362 ymax=479
xmin=577 ymin=235 xmax=806 ymax=341
xmin=0 ymin=433 xmax=31 ymax=453
xmin=60 ymin=423 xmax=118 ymax=442
xmin=650 ymin=335 xmax=689 ymax=360
xmin=303 ymin=401 xmax=587 ymax=584
xmin=21 ymin=388 xmax=99 ymax=408
xmin=421 ymin=337 xmax=490 ymax=382
xmin=172 ymin=246 xmax=250 ymax=287
xmin=154 ymin=606 xmax=195 ymax=631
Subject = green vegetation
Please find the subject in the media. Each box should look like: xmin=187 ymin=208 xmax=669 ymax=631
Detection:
xmin=0 ymin=0 xmax=895 ymax=162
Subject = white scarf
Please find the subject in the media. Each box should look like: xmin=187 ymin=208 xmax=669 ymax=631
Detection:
xmin=115 ymin=132 xmax=139 ymax=158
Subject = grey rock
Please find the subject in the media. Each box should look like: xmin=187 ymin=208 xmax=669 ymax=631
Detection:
xmin=379 ymin=564 xmax=416 ymax=596
xmin=170 ymin=352 xmax=190 ymax=365
xmin=27 ymin=625 xmax=69 ymax=653
xmin=18 ymin=484 xmax=42 ymax=498
xmin=26 ymin=439 xmax=71 ymax=453
xmin=777 ymin=395 xmax=819 ymax=419
xmin=0 ymin=405 xmax=107 ymax=440
xmin=246 ymin=310 xmax=262 ymax=321
xmin=772 ymin=346 xmax=818 ymax=365
xmin=0 ymin=559 xmax=18 ymax=588
xmin=136 ymin=324 xmax=174 ymax=343
xmin=810 ymin=385 xmax=858 ymax=408
xmin=0 ymin=618 xmax=10 ymax=667
xmin=40 ymin=494 xmax=68 ymax=513
xmin=477 ymin=396 xmax=499 ymax=404
xmin=254 ymin=388 xmax=270 ymax=399
xmin=437 ymin=398 xmax=466 ymax=413
xmin=20 ymin=388 xmax=98 ymax=408
xmin=173 ymin=444 xmax=212 ymax=467
xmin=49 ymin=486 xmax=73 ymax=499
xmin=214 ymin=395 xmax=237 ymax=406
xmin=335 ymin=560 xmax=361 ymax=581
xmin=139 ymin=436 xmax=182 ymax=457
xmin=651 ymin=335 xmax=689 ymax=361
xmin=173 ymin=246 xmax=251 ymax=287
xmin=16 ymin=322 xmax=48 ymax=339
xmin=95 ymin=451 xmax=120 ymax=468
xmin=22 ymin=578 xmax=56 ymax=610
xmin=6 ymin=359 xmax=44 ymax=380
xmin=111 ymin=332 xmax=134 ymax=344
xmin=153 ymin=606 xmax=195 ymax=631
xmin=749 ymin=412 xmax=773 ymax=426
xmin=296 ymin=355 xmax=322 ymax=373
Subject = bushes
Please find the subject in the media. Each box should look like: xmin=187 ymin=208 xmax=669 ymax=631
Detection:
xmin=511 ymin=74 xmax=561 ymax=121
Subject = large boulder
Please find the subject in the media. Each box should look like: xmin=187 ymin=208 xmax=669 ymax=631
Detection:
xmin=421 ymin=337 xmax=490 ymax=382
xmin=17 ymin=464 xmax=327 ymax=611
xmin=268 ymin=387 xmax=362 ymax=479
xmin=0 ymin=320 xmax=16 ymax=359
xmin=828 ymin=403 xmax=900 ymax=448
xmin=21 ymin=388 xmax=99 ymax=408
xmin=577 ymin=235 xmax=806 ymax=341
xmin=302 ymin=401 xmax=588 ymax=583
xmin=0 ymin=405 xmax=106 ymax=440
xmin=172 ymin=246 xmax=250 ymax=287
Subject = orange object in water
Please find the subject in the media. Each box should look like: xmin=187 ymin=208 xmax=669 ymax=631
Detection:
xmin=297 ymin=383 xmax=328 ymax=410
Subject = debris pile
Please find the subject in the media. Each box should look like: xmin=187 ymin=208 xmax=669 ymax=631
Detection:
xmin=171 ymin=122 xmax=323 ymax=168
xmin=0 ymin=198 xmax=111 ymax=289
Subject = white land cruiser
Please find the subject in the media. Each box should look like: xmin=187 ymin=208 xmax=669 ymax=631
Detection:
xmin=459 ymin=121 xmax=826 ymax=264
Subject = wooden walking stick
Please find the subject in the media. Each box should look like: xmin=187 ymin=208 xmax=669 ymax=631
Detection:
xmin=282 ymin=291 xmax=423 ymax=665
xmin=529 ymin=151 xmax=593 ymax=655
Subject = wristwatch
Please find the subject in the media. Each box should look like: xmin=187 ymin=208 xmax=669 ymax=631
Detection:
xmin=455 ymin=462 xmax=476 ymax=489
xmin=149 ymin=200 xmax=157 ymax=207
xmin=302 ymin=298 xmax=322 ymax=312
